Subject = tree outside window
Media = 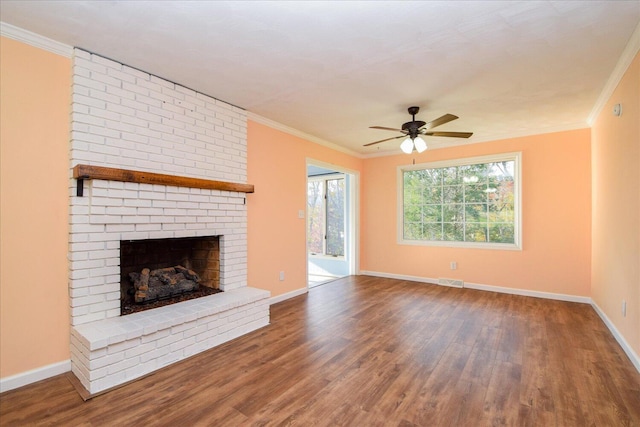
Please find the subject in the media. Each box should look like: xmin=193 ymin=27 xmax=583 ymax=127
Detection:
xmin=308 ymin=176 xmax=345 ymax=257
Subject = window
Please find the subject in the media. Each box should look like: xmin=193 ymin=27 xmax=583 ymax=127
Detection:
xmin=308 ymin=175 xmax=345 ymax=256
xmin=398 ymin=153 xmax=521 ymax=249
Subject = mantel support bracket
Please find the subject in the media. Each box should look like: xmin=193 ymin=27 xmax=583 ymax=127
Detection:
xmin=76 ymin=177 xmax=88 ymax=197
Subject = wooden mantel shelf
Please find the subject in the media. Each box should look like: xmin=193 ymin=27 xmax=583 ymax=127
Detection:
xmin=73 ymin=164 xmax=254 ymax=196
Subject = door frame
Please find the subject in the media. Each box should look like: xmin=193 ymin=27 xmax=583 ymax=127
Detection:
xmin=306 ymin=158 xmax=360 ymax=286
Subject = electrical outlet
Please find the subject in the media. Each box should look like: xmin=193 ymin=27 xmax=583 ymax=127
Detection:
xmin=622 ymin=300 xmax=626 ymax=317
xmin=450 ymin=261 xmax=457 ymax=270
xmin=279 ymin=271 xmax=285 ymax=281
xmin=298 ymin=210 xmax=305 ymax=219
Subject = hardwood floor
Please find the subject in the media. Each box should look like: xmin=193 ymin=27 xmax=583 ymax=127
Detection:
xmin=1 ymin=275 xmax=639 ymax=426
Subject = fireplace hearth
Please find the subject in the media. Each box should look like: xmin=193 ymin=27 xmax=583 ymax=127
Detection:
xmin=121 ymin=284 xmax=221 ymax=315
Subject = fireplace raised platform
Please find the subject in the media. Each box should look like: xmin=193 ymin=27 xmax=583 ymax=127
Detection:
xmin=70 ymin=287 xmax=269 ymax=396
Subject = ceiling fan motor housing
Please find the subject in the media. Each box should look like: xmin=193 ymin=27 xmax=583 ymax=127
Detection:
xmin=402 ymin=106 xmax=424 ymax=138
xmin=402 ymin=120 xmax=426 ymax=138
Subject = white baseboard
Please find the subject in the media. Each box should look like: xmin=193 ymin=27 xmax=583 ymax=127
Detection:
xmin=360 ymin=270 xmax=438 ymax=285
xmin=0 ymin=360 xmax=71 ymax=393
xmin=269 ymin=287 xmax=308 ymax=305
xmin=463 ymin=282 xmax=592 ymax=304
xmin=361 ymin=271 xmax=590 ymax=303
xmin=591 ymin=302 xmax=640 ymax=373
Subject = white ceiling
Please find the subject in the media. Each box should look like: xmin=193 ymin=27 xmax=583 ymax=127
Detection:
xmin=1 ymin=1 xmax=639 ymax=155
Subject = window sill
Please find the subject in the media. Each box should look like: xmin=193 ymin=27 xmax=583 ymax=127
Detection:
xmin=398 ymin=239 xmax=521 ymax=251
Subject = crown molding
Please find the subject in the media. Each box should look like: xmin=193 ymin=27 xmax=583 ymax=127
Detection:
xmin=247 ymin=112 xmax=364 ymax=159
xmin=246 ymin=111 xmax=584 ymax=160
xmin=462 ymin=122 xmax=589 ymax=145
xmin=0 ymin=22 xmax=73 ymax=58
xmin=588 ymin=20 xmax=640 ymax=125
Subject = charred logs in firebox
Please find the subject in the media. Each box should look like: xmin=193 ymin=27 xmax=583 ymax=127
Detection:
xmin=129 ymin=265 xmax=201 ymax=303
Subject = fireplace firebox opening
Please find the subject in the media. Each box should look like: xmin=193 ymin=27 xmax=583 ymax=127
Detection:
xmin=120 ymin=235 xmax=221 ymax=315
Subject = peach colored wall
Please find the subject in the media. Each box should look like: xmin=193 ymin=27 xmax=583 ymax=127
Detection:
xmin=247 ymin=121 xmax=363 ymax=298
xmin=0 ymin=37 xmax=71 ymax=377
xmin=591 ymin=52 xmax=639 ymax=356
xmin=361 ymin=129 xmax=592 ymax=297
xmin=0 ymin=32 xmax=628 ymax=384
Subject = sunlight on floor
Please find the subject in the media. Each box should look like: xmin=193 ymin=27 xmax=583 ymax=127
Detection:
xmin=308 ymin=274 xmax=342 ymax=288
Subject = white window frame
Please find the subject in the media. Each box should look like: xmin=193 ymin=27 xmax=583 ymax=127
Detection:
xmin=397 ymin=152 xmax=522 ymax=250
xmin=308 ymin=173 xmax=347 ymax=259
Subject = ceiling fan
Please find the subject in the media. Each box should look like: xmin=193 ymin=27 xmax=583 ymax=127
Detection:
xmin=364 ymin=106 xmax=473 ymax=153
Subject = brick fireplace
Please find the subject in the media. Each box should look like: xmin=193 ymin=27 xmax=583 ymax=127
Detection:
xmin=68 ymin=49 xmax=269 ymax=396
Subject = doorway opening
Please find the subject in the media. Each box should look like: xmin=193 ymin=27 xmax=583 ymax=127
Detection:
xmin=307 ymin=161 xmax=357 ymax=288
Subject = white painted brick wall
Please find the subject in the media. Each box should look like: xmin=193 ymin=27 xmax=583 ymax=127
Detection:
xmin=69 ymin=48 xmax=250 ymax=326
xmin=68 ymin=49 xmax=266 ymax=395
xmin=71 ymin=49 xmax=246 ymax=183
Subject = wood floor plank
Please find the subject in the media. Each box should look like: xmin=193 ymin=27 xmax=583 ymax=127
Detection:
xmin=459 ymin=326 xmax=501 ymax=387
xmin=1 ymin=275 xmax=639 ymax=426
xmin=482 ymin=360 xmax=523 ymax=426
xmin=449 ymin=380 xmax=489 ymax=427
xmin=409 ymin=342 xmax=475 ymax=426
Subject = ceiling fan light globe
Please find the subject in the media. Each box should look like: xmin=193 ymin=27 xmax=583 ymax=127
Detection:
xmin=414 ymin=137 xmax=427 ymax=153
xmin=400 ymin=138 xmax=414 ymax=154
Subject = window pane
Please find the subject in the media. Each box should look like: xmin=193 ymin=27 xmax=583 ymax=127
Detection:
xmin=443 ymin=185 xmax=463 ymax=203
xmin=326 ymin=178 xmax=344 ymax=256
xmin=404 ymin=204 xmax=422 ymax=223
xmin=463 ymin=163 xmax=488 ymax=181
xmin=443 ymin=167 xmax=463 ymax=185
xmin=425 ymin=168 xmax=443 ymax=184
xmin=424 ymin=222 xmax=443 ymax=240
xmin=489 ymin=202 xmax=514 ymax=222
xmin=465 ymin=183 xmax=488 ymax=203
xmin=465 ymin=203 xmax=487 ymax=222
xmin=443 ymin=222 xmax=464 ymax=241
xmin=422 ymin=186 xmax=442 ymax=204
xmin=442 ymin=204 xmax=463 ymax=222
xmin=489 ymin=223 xmax=514 ymax=243
xmin=404 ymin=222 xmax=422 ymax=240
xmin=423 ymin=204 xmax=442 ymax=222
xmin=465 ymin=222 xmax=488 ymax=242
xmin=404 ymin=171 xmax=423 ymax=205
xmin=307 ymin=181 xmax=324 ymax=254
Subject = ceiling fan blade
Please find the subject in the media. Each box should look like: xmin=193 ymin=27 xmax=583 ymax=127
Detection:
xmin=369 ymin=126 xmax=406 ymax=132
xmin=363 ymin=135 xmax=405 ymax=146
xmin=423 ymin=114 xmax=458 ymax=130
xmin=424 ymin=131 xmax=473 ymax=138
